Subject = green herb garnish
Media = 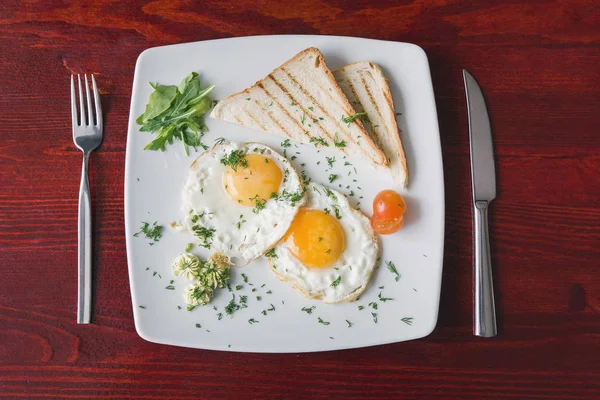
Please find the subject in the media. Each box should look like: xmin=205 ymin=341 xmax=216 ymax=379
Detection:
xmin=342 ymin=112 xmax=368 ymax=125
xmin=333 ymin=133 xmax=346 ymax=148
xmin=323 ymin=187 xmax=338 ymax=201
xmin=220 ymin=150 xmax=248 ymax=171
xmin=330 ymin=276 xmax=341 ymax=287
xmin=225 ymin=295 xmax=240 ymax=316
xmin=302 ymin=306 xmax=315 ymax=314
xmin=265 ymin=248 xmax=277 ymax=258
xmin=248 ymin=318 xmax=259 ymax=324
xmin=236 ymin=215 xmax=247 ymax=229
xmin=346 ymin=319 xmax=353 ymax=328
xmin=252 ymin=198 xmax=267 ymax=214
xmin=192 ymin=226 xmax=215 ymax=249
xmin=401 ymin=317 xmax=414 ymax=325
xmin=281 ymin=139 xmax=291 ymax=148
xmin=185 ymin=243 xmax=193 ymax=252
xmin=328 ymin=174 xmax=339 ymax=183
xmin=133 ymin=221 xmax=162 ymax=242
xmin=332 ymin=205 xmax=342 ymax=219
xmin=386 ymin=260 xmax=400 ymax=281
xmin=136 ymin=72 xmax=215 ymax=155
xmin=309 ymin=136 xmax=329 ymax=147
xmin=326 ymin=156 xmax=336 ymax=168
xmin=371 ymin=312 xmax=378 ymax=323
xmin=318 ymin=317 xmax=330 ymax=326
xmin=301 ymin=170 xmax=311 ymax=186
xmin=378 ymin=292 xmax=394 ymax=302
xmin=281 ymin=189 xmax=304 ymax=206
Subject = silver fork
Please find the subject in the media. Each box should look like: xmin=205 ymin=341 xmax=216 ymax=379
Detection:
xmin=71 ymin=74 xmax=103 ymax=324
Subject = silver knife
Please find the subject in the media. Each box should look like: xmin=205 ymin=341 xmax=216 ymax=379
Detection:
xmin=463 ymin=70 xmax=497 ymax=337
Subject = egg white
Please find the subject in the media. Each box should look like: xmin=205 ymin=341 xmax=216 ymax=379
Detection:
xmin=182 ymin=142 xmax=305 ymax=265
xmin=268 ymin=182 xmax=379 ymax=303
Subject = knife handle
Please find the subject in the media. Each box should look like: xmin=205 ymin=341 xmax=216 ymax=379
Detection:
xmin=474 ymin=200 xmax=497 ymax=337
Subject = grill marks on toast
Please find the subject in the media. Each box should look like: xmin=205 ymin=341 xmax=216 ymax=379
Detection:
xmin=359 ymin=71 xmax=386 ymax=147
xmin=279 ymin=68 xmax=351 ymax=150
xmin=344 ymin=76 xmax=377 ymax=146
xmin=252 ymin=95 xmax=293 ymax=138
xmin=244 ymin=105 xmax=269 ymax=132
xmin=265 ymin=72 xmax=334 ymax=144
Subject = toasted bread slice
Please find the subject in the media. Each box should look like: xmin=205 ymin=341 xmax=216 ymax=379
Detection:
xmin=334 ymin=62 xmax=408 ymax=187
xmin=210 ymin=48 xmax=387 ymax=168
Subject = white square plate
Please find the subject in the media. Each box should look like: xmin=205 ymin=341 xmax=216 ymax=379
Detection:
xmin=125 ymin=35 xmax=444 ymax=352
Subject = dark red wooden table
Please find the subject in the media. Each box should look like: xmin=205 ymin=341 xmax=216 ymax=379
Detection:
xmin=1 ymin=1 xmax=599 ymax=398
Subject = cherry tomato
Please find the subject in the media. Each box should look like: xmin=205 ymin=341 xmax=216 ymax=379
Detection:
xmin=370 ymin=190 xmax=406 ymax=234
xmin=371 ymin=215 xmax=404 ymax=234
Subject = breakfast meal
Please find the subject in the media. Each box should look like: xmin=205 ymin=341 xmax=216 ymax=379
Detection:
xmin=136 ymin=47 xmax=410 ymax=313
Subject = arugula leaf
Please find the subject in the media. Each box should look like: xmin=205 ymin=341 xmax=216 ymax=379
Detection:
xmin=136 ymin=72 xmax=215 ymax=154
xmin=137 ymin=85 xmax=178 ymax=123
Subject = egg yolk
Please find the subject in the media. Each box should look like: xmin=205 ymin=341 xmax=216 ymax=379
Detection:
xmin=224 ymin=154 xmax=282 ymax=206
xmin=283 ymin=209 xmax=345 ymax=269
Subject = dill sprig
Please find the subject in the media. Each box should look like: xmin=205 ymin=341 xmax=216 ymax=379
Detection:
xmin=386 ymin=260 xmax=400 ymax=281
xmin=309 ymin=136 xmax=329 ymax=147
xmin=342 ymin=112 xmax=368 ymax=125
xmin=192 ymin=225 xmax=216 ymax=249
xmin=133 ymin=221 xmax=162 ymax=242
xmin=265 ymin=248 xmax=277 ymax=258
xmin=220 ymin=150 xmax=248 ymax=171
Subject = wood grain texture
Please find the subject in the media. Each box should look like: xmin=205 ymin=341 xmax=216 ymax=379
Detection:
xmin=1 ymin=0 xmax=599 ymax=398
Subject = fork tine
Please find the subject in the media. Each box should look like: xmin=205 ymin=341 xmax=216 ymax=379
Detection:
xmin=84 ymin=74 xmax=93 ymax=126
xmin=91 ymin=75 xmax=102 ymax=129
xmin=71 ymin=75 xmax=78 ymax=127
xmin=77 ymin=74 xmax=86 ymax=126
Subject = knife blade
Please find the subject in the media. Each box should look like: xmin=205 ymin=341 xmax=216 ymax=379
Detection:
xmin=464 ymin=70 xmax=496 ymax=202
xmin=463 ymin=69 xmax=497 ymax=338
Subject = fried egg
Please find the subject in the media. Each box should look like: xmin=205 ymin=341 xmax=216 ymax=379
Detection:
xmin=267 ymin=182 xmax=379 ymax=303
xmin=182 ymin=142 xmax=305 ymax=265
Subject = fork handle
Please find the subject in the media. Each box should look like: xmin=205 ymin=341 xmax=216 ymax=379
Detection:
xmin=78 ymin=152 xmax=92 ymax=324
xmin=474 ymin=200 xmax=497 ymax=337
